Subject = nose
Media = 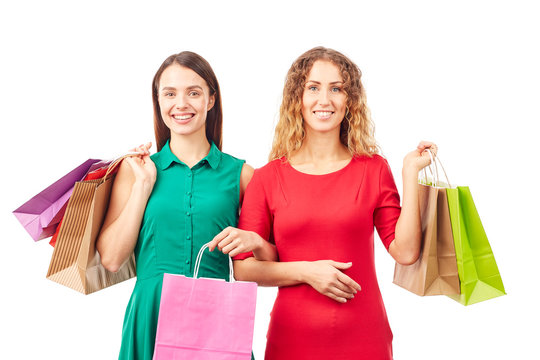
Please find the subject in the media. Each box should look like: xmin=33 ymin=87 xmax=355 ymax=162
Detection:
xmin=175 ymin=95 xmax=188 ymax=109
xmin=318 ymin=89 xmax=330 ymax=106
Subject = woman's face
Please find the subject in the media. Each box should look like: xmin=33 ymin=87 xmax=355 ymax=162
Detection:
xmin=301 ymin=60 xmax=347 ymax=136
xmin=158 ymin=64 xmax=215 ymax=139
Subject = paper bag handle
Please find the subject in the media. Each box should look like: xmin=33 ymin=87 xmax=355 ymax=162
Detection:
xmin=193 ymin=243 xmax=235 ymax=282
xmin=421 ymin=149 xmax=452 ymax=188
xmin=101 ymin=153 xmax=140 ymax=182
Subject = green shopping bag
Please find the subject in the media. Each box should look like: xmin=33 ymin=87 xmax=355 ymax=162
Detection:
xmin=446 ymin=186 xmax=506 ymax=305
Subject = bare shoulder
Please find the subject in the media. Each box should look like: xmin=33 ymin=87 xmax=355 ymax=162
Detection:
xmin=240 ymin=163 xmax=255 ymax=192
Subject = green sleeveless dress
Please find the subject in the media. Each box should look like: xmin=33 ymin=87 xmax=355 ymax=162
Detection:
xmin=118 ymin=141 xmax=245 ymax=360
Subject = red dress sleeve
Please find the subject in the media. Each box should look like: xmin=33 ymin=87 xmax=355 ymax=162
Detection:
xmin=233 ymin=168 xmax=273 ymax=260
xmin=373 ymin=158 xmax=401 ymax=250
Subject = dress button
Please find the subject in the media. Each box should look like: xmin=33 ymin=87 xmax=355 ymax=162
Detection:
xmin=187 ymin=191 xmax=191 ymax=196
xmin=186 ymin=212 xmax=191 ymax=216
xmin=187 ymin=235 xmax=191 ymax=240
xmin=187 ymin=173 xmax=192 ymax=177
xmin=185 ymin=260 xmax=190 ymax=265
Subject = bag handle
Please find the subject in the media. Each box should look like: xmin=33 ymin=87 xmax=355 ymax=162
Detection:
xmin=421 ymin=149 xmax=452 ymax=188
xmin=99 ymin=153 xmax=140 ymax=184
xmin=194 ymin=243 xmax=235 ymax=282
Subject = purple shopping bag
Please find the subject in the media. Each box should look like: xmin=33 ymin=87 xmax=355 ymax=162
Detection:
xmin=13 ymin=158 xmax=109 ymax=241
xmin=153 ymin=244 xmax=257 ymax=360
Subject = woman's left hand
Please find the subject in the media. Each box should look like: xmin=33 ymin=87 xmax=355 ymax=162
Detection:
xmin=403 ymin=141 xmax=438 ymax=173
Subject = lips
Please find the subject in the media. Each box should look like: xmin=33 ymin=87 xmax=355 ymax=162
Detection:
xmin=173 ymin=114 xmax=194 ymax=120
xmin=171 ymin=113 xmax=195 ymax=124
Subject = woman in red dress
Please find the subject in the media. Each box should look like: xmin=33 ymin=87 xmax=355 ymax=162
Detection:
xmin=210 ymin=47 xmax=437 ymax=359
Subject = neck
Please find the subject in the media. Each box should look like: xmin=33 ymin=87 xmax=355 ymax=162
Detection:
xmin=292 ymin=127 xmax=350 ymax=164
xmin=169 ymin=130 xmax=211 ymax=168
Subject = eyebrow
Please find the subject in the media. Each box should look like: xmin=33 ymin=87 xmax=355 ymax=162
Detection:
xmin=306 ymin=80 xmax=344 ymax=85
xmin=160 ymin=85 xmax=204 ymax=91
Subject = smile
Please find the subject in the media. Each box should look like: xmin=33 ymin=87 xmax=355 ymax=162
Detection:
xmin=314 ymin=111 xmax=334 ymax=119
xmin=173 ymin=114 xmax=194 ymax=120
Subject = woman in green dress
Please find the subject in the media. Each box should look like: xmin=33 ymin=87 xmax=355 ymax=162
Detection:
xmin=96 ymin=51 xmax=275 ymax=360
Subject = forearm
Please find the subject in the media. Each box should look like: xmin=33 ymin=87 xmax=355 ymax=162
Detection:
xmin=97 ymin=182 xmax=150 ymax=272
xmin=233 ymin=258 xmax=305 ymax=287
xmin=391 ymin=168 xmax=422 ymax=264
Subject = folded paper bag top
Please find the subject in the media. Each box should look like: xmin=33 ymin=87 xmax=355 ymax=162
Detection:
xmin=13 ymin=159 xmax=107 ymax=241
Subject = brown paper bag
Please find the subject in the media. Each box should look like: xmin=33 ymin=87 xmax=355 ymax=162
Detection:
xmin=393 ymin=183 xmax=460 ymax=296
xmin=46 ymin=160 xmax=136 ymax=294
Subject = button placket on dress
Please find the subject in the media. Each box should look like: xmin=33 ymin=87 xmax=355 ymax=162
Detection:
xmin=184 ymin=168 xmax=194 ymax=273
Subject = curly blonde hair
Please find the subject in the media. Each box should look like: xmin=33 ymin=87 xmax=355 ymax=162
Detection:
xmin=269 ymin=47 xmax=379 ymax=161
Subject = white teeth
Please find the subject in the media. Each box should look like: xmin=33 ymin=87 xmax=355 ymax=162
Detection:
xmin=315 ymin=111 xmax=332 ymax=117
xmin=173 ymin=114 xmax=193 ymax=120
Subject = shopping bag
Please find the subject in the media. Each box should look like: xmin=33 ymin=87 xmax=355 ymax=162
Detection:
xmin=13 ymin=159 xmax=108 ymax=241
xmin=48 ymin=163 xmax=113 ymax=247
xmin=46 ymin=156 xmax=136 ymax=294
xmin=153 ymin=244 xmax=257 ymax=360
xmin=446 ymin=186 xmax=506 ymax=305
xmin=393 ymin=153 xmax=460 ymax=296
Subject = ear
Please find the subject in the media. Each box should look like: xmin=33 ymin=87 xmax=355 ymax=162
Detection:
xmin=207 ymin=94 xmax=216 ymax=112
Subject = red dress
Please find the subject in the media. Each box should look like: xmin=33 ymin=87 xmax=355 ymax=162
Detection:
xmin=237 ymin=155 xmax=401 ymax=360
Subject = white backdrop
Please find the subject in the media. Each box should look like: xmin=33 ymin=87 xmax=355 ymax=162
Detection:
xmin=1 ymin=1 xmax=538 ymax=359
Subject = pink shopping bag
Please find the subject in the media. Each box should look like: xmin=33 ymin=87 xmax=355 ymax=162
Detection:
xmin=153 ymin=244 xmax=257 ymax=360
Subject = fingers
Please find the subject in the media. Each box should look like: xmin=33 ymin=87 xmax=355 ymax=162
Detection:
xmin=129 ymin=142 xmax=152 ymax=156
xmin=313 ymin=261 xmax=362 ymax=303
xmin=337 ymin=272 xmax=362 ymax=292
xmin=417 ymin=141 xmax=438 ymax=157
xmin=223 ymin=241 xmax=243 ymax=257
xmin=208 ymin=227 xmax=232 ymax=252
xmin=330 ymin=286 xmax=356 ymax=303
xmin=330 ymin=260 xmax=353 ymax=270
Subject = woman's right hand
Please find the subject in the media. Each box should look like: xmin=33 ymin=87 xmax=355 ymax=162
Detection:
xmin=125 ymin=142 xmax=157 ymax=196
xmin=302 ymin=260 xmax=361 ymax=303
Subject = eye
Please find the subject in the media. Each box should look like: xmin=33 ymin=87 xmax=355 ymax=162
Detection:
xmin=331 ymin=87 xmax=341 ymax=93
xmin=188 ymin=91 xmax=200 ymax=96
xmin=307 ymin=85 xmax=318 ymax=92
xmin=163 ymin=92 xmax=175 ymax=97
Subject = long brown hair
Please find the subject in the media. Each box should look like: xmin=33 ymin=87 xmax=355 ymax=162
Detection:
xmin=270 ymin=47 xmax=379 ymax=161
xmin=152 ymin=51 xmax=223 ymax=151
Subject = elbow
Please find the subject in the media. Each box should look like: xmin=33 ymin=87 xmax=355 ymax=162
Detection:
xmin=97 ymin=242 xmax=122 ymax=273
xmin=99 ymin=253 xmax=123 ymax=273
xmin=102 ymin=259 xmax=122 ymax=273
xmin=391 ymin=238 xmax=420 ymax=265
xmin=395 ymin=247 xmax=420 ymax=265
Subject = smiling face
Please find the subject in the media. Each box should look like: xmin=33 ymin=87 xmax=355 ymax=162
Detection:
xmin=301 ymin=60 xmax=347 ymax=136
xmin=158 ymin=63 xmax=215 ymax=139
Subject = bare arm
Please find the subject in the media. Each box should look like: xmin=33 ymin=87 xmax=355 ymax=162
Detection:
xmin=97 ymin=143 xmax=156 ymax=272
xmin=208 ymin=163 xmax=278 ymax=261
xmin=233 ymin=258 xmax=361 ymax=303
xmin=389 ymin=141 xmax=437 ymax=265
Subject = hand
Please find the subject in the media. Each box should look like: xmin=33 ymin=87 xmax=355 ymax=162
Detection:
xmin=403 ymin=141 xmax=438 ymax=174
xmin=208 ymin=227 xmax=263 ymax=258
xmin=302 ymin=260 xmax=361 ymax=303
xmin=125 ymin=142 xmax=157 ymax=194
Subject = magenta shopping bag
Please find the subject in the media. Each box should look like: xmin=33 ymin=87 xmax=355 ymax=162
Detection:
xmin=13 ymin=158 xmax=109 ymax=241
xmin=153 ymin=244 xmax=257 ymax=360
